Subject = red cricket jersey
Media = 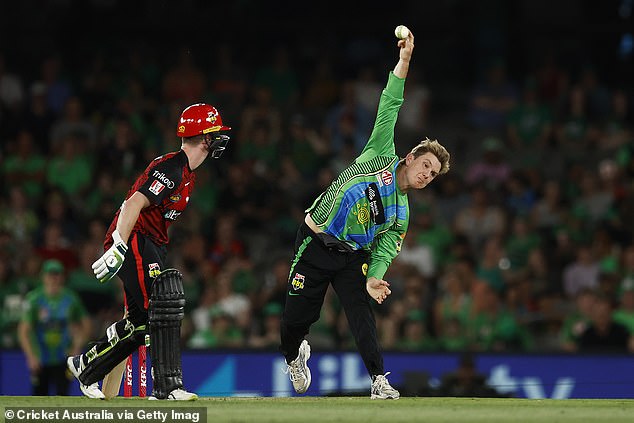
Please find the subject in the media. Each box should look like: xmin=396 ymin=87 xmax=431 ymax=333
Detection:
xmin=104 ymin=150 xmax=196 ymax=249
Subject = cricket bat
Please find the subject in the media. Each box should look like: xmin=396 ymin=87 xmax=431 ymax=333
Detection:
xmin=102 ymin=358 xmax=127 ymax=399
xmin=101 ymin=309 xmax=128 ymax=399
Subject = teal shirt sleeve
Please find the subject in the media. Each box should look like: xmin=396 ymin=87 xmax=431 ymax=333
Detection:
xmin=367 ymin=222 xmax=408 ymax=280
xmin=357 ymin=72 xmax=405 ymax=162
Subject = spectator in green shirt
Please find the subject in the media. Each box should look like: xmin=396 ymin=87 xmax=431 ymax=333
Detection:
xmin=395 ymin=310 xmax=437 ymax=352
xmin=0 ymin=258 xmax=31 ymax=348
xmin=467 ymin=281 xmax=532 ymax=351
xmin=187 ymin=306 xmax=243 ymax=349
xmin=506 ymin=77 xmax=553 ymax=166
xmin=0 ymin=186 xmax=39 ymax=247
xmin=17 ymin=259 xmax=90 ymax=395
xmin=46 ymin=134 xmax=94 ymax=199
xmin=2 ymin=129 xmax=47 ymax=201
xmin=613 ymin=278 xmax=634 ymax=334
xmin=558 ymin=287 xmax=597 ymax=351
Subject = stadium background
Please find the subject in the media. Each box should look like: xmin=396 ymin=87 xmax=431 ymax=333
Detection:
xmin=1 ymin=0 xmax=633 ymax=397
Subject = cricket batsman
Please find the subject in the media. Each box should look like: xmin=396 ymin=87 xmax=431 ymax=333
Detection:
xmin=67 ymin=103 xmax=231 ymax=400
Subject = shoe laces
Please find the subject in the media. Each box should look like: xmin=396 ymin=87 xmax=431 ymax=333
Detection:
xmin=284 ymin=356 xmax=305 ymax=383
xmin=373 ymin=372 xmax=393 ymax=391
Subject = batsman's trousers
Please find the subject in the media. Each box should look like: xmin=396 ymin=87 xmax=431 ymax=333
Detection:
xmin=118 ymin=232 xmax=167 ymax=326
xmin=280 ymin=223 xmax=384 ymax=377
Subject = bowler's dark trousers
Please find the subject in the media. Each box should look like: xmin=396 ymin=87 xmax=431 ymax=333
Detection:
xmin=280 ymin=223 xmax=384 ymax=377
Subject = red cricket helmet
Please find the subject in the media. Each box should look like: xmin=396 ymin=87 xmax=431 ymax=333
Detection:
xmin=176 ymin=103 xmax=231 ymax=138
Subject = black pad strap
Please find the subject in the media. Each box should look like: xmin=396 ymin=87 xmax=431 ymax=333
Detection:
xmin=149 ymin=268 xmax=185 ymax=399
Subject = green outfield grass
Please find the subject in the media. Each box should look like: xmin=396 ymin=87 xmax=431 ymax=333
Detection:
xmin=2 ymin=396 xmax=634 ymax=423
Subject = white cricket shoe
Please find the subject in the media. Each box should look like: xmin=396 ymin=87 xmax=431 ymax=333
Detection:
xmin=285 ymin=339 xmax=311 ymax=394
xmin=66 ymin=355 xmax=105 ymax=399
xmin=148 ymin=388 xmax=198 ymax=401
xmin=371 ymin=372 xmax=400 ymax=400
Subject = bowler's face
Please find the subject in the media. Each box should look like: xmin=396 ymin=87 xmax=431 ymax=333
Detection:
xmin=406 ymin=152 xmax=441 ymax=189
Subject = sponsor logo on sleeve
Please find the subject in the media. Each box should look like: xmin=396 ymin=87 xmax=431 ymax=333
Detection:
xmin=149 ymin=180 xmax=165 ymax=196
xmin=152 ymin=170 xmax=175 ymax=189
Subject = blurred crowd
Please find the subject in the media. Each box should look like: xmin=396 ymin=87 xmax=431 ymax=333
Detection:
xmin=1 ymin=24 xmax=634 ymax=357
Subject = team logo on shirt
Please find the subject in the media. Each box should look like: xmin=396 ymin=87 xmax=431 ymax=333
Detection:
xmin=291 ymin=273 xmax=305 ymax=291
xmin=148 ymin=263 xmax=161 ymax=279
xmin=353 ymin=201 xmax=371 ymax=225
xmin=149 ymin=180 xmax=165 ymax=196
xmin=362 ymin=263 xmax=368 ymax=276
xmin=169 ymin=194 xmax=181 ymax=202
xmin=381 ymin=170 xmax=393 ymax=186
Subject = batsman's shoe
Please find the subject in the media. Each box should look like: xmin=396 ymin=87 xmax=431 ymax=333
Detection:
xmin=285 ymin=339 xmax=311 ymax=394
xmin=148 ymin=388 xmax=198 ymax=401
xmin=66 ymin=355 xmax=105 ymax=399
xmin=371 ymin=372 xmax=400 ymax=400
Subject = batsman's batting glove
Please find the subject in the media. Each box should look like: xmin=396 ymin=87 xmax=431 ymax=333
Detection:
xmin=92 ymin=230 xmax=128 ymax=283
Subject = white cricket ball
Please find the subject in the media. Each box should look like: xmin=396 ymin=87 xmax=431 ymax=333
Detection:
xmin=394 ymin=25 xmax=410 ymax=40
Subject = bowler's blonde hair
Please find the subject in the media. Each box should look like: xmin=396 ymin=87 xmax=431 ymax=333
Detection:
xmin=408 ymin=137 xmax=450 ymax=175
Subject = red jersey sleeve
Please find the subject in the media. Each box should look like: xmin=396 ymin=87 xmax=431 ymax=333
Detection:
xmin=137 ymin=155 xmax=184 ymax=205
